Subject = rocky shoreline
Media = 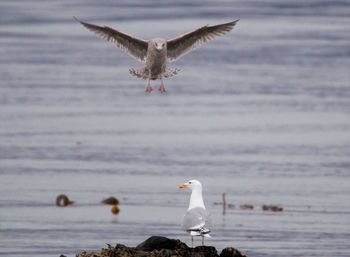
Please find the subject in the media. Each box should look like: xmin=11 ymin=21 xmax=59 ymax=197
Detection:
xmin=69 ymin=236 xmax=248 ymax=257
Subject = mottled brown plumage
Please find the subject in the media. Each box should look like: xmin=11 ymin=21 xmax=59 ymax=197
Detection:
xmin=75 ymin=17 xmax=239 ymax=93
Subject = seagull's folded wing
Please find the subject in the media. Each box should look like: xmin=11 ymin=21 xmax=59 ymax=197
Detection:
xmin=182 ymin=207 xmax=209 ymax=231
xmin=167 ymin=20 xmax=239 ymax=62
xmin=75 ymin=17 xmax=148 ymax=62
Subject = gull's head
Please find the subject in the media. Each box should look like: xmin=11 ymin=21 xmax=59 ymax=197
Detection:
xmin=179 ymin=179 xmax=202 ymax=190
xmin=152 ymin=38 xmax=166 ymax=51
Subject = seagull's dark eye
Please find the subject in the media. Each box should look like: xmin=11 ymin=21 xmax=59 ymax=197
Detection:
xmin=189 ymin=182 xmax=192 ymax=184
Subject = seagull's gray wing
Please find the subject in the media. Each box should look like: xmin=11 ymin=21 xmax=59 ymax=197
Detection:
xmin=167 ymin=20 xmax=239 ymax=62
xmin=181 ymin=207 xmax=210 ymax=231
xmin=75 ymin=17 xmax=148 ymax=62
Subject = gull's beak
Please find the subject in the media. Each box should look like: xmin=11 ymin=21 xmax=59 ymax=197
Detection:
xmin=179 ymin=183 xmax=187 ymax=189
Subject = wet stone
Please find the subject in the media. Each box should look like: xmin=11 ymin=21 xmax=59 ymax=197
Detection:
xmin=75 ymin=236 xmax=248 ymax=257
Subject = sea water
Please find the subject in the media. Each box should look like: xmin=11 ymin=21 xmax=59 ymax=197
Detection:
xmin=0 ymin=1 xmax=350 ymax=256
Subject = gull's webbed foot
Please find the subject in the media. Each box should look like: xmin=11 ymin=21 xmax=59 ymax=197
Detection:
xmin=145 ymin=83 xmax=153 ymax=93
xmin=158 ymin=83 xmax=166 ymax=93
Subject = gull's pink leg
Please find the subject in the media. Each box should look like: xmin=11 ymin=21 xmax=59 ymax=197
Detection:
xmin=158 ymin=78 xmax=166 ymax=93
xmin=145 ymin=79 xmax=153 ymax=93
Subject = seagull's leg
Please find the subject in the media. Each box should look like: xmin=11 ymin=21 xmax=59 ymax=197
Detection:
xmin=145 ymin=77 xmax=153 ymax=93
xmin=158 ymin=77 xmax=166 ymax=93
xmin=145 ymin=70 xmax=153 ymax=93
xmin=202 ymin=236 xmax=204 ymax=246
xmin=191 ymin=236 xmax=194 ymax=248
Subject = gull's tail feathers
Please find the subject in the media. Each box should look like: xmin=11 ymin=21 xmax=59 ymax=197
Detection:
xmin=129 ymin=68 xmax=180 ymax=80
xmin=188 ymin=225 xmax=211 ymax=237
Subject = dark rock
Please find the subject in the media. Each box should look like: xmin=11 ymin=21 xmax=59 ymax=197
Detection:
xmin=193 ymin=245 xmax=218 ymax=257
xmin=137 ymin=236 xmax=187 ymax=251
xmin=262 ymin=205 xmax=283 ymax=212
xmin=111 ymin=205 xmax=120 ymax=215
xmin=240 ymin=204 xmax=254 ymax=210
xmin=75 ymin=236 xmax=248 ymax=257
xmin=220 ymin=247 xmax=248 ymax=257
xmin=101 ymin=196 xmax=120 ymax=205
xmin=56 ymin=194 xmax=74 ymax=207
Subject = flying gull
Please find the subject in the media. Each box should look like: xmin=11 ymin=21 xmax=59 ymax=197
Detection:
xmin=75 ymin=17 xmax=239 ymax=93
xmin=179 ymin=179 xmax=211 ymax=247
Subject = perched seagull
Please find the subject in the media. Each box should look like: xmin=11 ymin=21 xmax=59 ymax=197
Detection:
xmin=179 ymin=179 xmax=211 ymax=247
xmin=75 ymin=17 xmax=239 ymax=93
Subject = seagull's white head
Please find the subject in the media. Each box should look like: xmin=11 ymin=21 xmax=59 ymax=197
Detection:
xmin=179 ymin=179 xmax=202 ymax=191
xmin=152 ymin=38 xmax=166 ymax=51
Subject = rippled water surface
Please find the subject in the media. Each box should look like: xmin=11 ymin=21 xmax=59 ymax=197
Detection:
xmin=1 ymin=1 xmax=350 ymax=256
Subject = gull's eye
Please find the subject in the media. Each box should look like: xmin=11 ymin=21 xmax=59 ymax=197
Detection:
xmin=189 ymin=182 xmax=192 ymax=184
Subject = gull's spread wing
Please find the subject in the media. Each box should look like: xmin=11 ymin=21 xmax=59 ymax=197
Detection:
xmin=75 ymin=17 xmax=148 ymax=62
xmin=167 ymin=20 xmax=239 ymax=62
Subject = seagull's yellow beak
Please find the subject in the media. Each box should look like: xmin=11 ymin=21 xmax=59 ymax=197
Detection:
xmin=179 ymin=183 xmax=187 ymax=189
